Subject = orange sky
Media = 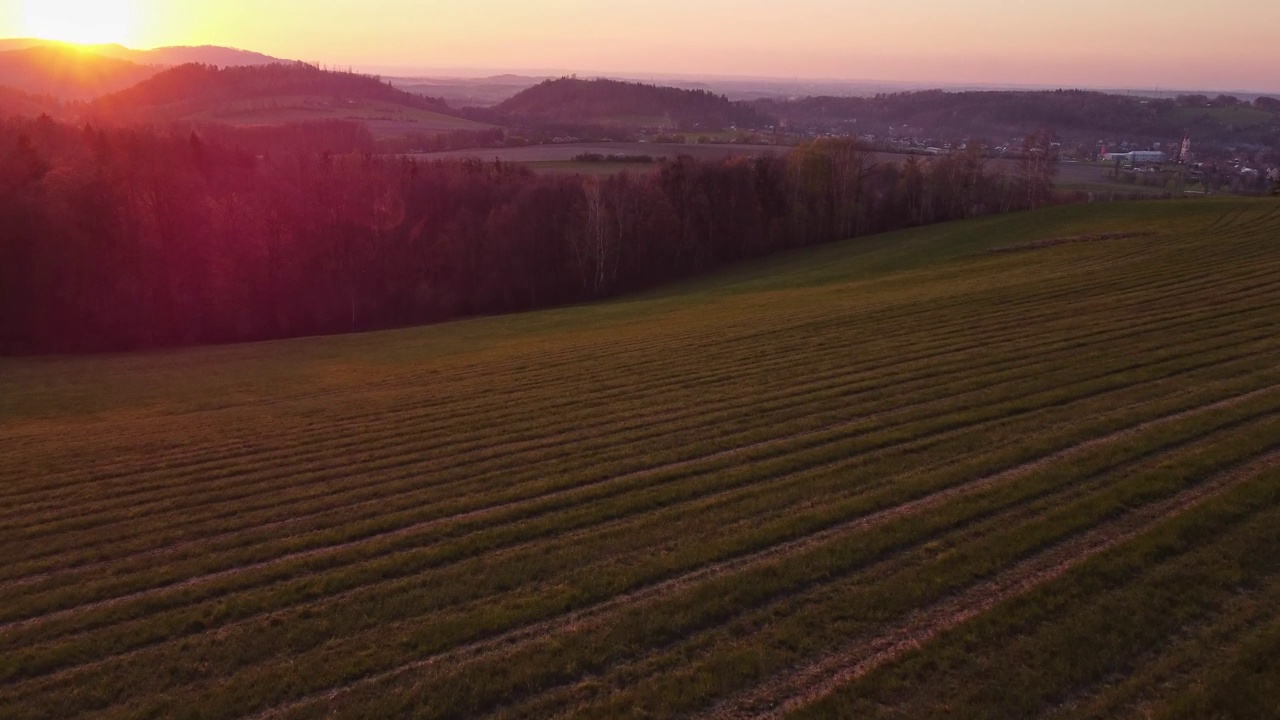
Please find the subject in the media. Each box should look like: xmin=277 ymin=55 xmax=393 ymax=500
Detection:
xmin=4 ymin=0 xmax=1280 ymax=90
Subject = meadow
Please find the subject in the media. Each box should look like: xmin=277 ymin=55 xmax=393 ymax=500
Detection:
xmin=2 ymin=198 xmax=1280 ymax=719
xmin=184 ymin=97 xmax=493 ymax=139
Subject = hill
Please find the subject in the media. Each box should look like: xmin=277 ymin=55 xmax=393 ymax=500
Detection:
xmin=0 ymin=38 xmax=284 ymax=67
xmin=493 ymin=76 xmax=774 ymax=130
xmin=0 ymin=41 xmax=289 ymax=102
xmin=4 ymin=198 xmax=1280 ymax=718
xmin=92 ymin=44 xmax=283 ymax=67
xmin=0 ymin=38 xmax=73 ymax=52
xmin=0 ymin=45 xmax=157 ymax=100
xmin=88 ymin=62 xmax=483 ymax=135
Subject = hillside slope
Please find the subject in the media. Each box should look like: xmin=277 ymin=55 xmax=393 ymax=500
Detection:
xmin=495 ymin=76 xmax=774 ymax=130
xmin=0 ymin=41 xmax=290 ymax=101
xmin=0 ymin=85 xmax=56 ymax=116
xmin=0 ymin=45 xmax=157 ymax=99
xmin=4 ymin=200 xmax=1280 ymax=719
xmin=87 ymin=62 xmax=483 ymax=134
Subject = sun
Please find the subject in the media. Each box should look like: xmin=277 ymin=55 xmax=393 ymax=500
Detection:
xmin=20 ymin=0 xmax=137 ymax=46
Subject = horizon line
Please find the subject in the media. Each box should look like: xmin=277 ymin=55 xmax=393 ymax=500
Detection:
xmin=3 ymin=36 xmax=1278 ymax=97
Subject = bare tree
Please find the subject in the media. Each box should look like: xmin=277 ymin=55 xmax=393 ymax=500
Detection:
xmin=825 ymin=138 xmax=876 ymax=238
xmin=573 ymin=177 xmax=620 ymax=296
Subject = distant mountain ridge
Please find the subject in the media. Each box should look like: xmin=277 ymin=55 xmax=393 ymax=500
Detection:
xmin=105 ymin=44 xmax=283 ymax=67
xmin=0 ymin=38 xmax=285 ymax=66
xmin=0 ymin=45 xmax=157 ymax=99
xmin=0 ymin=39 xmax=288 ymax=102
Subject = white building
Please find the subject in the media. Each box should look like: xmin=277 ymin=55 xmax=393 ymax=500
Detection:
xmin=1103 ymin=150 xmax=1168 ymax=165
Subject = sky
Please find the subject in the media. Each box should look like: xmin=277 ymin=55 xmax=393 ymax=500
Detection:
xmin=3 ymin=0 xmax=1279 ymax=91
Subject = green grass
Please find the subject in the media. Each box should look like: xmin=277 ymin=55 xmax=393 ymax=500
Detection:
xmin=2 ymin=197 xmax=1280 ymax=719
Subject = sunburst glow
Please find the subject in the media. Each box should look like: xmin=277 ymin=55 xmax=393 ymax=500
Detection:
xmin=20 ymin=0 xmax=137 ymax=46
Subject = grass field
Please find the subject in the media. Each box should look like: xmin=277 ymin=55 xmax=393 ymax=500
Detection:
xmin=1052 ymin=162 xmax=1205 ymax=198
xmin=3 ymin=198 xmax=1280 ymax=719
xmin=185 ymin=97 xmax=493 ymax=138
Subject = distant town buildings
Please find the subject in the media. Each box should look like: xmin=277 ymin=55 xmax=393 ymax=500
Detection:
xmin=1102 ymin=150 xmax=1169 ymax=165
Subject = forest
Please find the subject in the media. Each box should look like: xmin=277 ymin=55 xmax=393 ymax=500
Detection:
xmin=484 ymin=77 xmax=772 ymax=131
xmin=0 ymin=116 xmax=1056 ymax=354
xmin=0 ymin=85 xmax=53 ymax=117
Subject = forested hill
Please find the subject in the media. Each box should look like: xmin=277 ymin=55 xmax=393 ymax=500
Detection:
xmin=90 ymin=63 xmax=452 ymax=121
xmin=0 ymin=85 xmax=56 ymax=117
xmin=0 ymin=45 xmax=158 ymax=100
xmin=754 ymin=89 xmax=1280 ymax=145
xmin=493 ymin=77 xmax=774 ymax=130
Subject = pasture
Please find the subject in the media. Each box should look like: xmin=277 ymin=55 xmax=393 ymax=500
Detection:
xmin=186 ymin=96 xmax=493 ymax=138
xmin=3 ymin=199 xmax=1280 ymax=719
xmin=1052 ymin=161 xmax=1204 ymax=198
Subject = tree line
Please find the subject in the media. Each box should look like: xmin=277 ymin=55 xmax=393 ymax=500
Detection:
xmin=1 ymin=116 xmax=1055 ymax=354
xmin=1177 ymin=94 xmax=1278 ymax=110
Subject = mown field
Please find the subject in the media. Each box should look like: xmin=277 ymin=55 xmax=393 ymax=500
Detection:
xmin=3 ymin=198 xmax=1280 ymax=719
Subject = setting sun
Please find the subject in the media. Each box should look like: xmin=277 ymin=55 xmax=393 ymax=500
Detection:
xmin=19 ymin=0 xmax=136 ymax=46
